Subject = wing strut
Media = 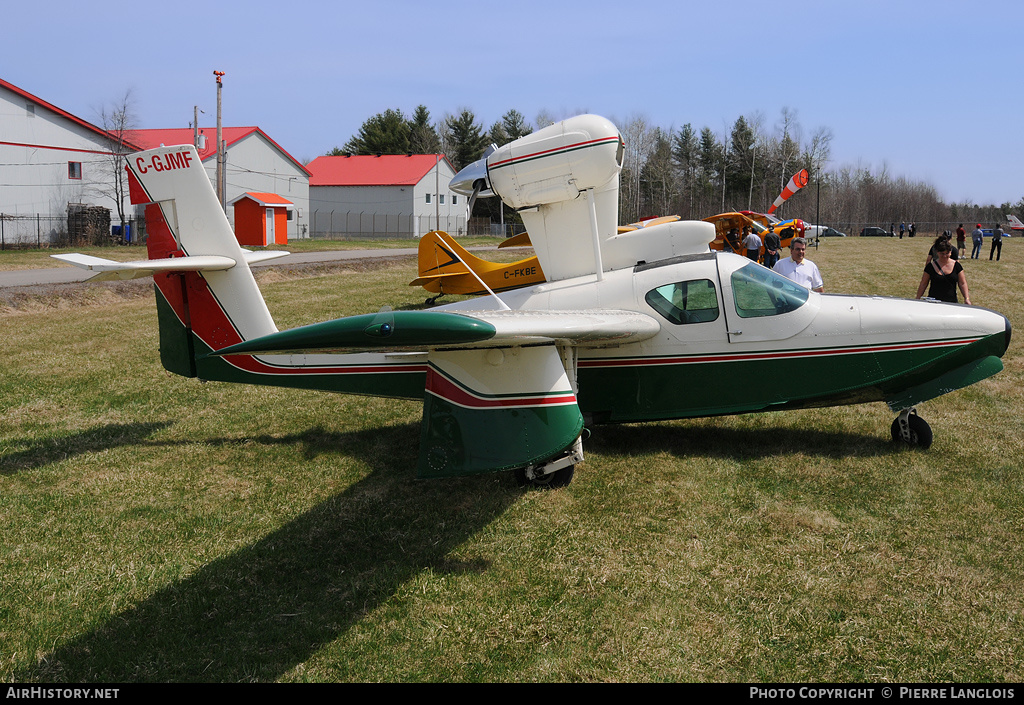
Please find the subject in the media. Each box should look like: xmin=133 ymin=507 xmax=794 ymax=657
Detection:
xmin=439 ymin=235 xmax=511 ymax=311
xmin=585 ymin=188 xmax=605 ymax=281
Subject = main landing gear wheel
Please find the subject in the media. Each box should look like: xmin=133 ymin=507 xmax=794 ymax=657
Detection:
xmin=513 ymin=435 xmax=584 ymax=489
xmin=514 ymin=465 xmax=575 ymax=489
xmin=891 ymin=409 xmax=933 ymax=449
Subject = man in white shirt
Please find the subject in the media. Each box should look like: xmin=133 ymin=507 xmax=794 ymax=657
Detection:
xmin=772 ymin=237 xmax=823 ymax=292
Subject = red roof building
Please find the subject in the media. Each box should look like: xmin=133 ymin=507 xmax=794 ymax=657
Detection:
xmin=0 ymin=77 xmax=142 ymax=232
xmin=306 ymin=154 xmax=462 ymax=238
xmin=132 ymin=127 xmax=311 ymax=241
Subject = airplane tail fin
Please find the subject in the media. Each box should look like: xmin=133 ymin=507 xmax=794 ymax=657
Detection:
xmin=411 ymin=230 xmax=492 ymax=293
xmin=126 ymin=145 xmax=278 ymax=377
xmin=1007 ymin=214 xmax=1023 ymax=228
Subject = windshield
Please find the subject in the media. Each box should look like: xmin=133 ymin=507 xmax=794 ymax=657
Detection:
xmin=730 ymin=263 xmax=809 ymax=318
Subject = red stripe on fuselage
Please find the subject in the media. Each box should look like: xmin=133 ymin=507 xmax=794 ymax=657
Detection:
xmin=577 ymin=338 xmax=982 ymax=369
xmin=425 ymin=367 xmax=576 ymax=409
xmin=488 ymin=136 xmax=620 ymax=170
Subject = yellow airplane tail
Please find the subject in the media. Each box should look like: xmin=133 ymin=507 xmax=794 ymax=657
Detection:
xmin=410 ymin=231 xmax=483 ymax=294
xmin=410 ymin=230 xmax=545 ymax=297
xmin=418 ymin=230 xmax=483 ymax=276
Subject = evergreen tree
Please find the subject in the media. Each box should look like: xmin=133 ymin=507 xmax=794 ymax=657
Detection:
xmin=442 ymin=109 xmax=489 ymax=170
xmin=408 ymin=105 xmax=441 ymax=154
xmin=334 ymin=109 xmax=411 ymax=155
xmin=726 ymin=116 xmax=755 ymax=207
xmin=672 ymin=123 xmax=699 ymax=217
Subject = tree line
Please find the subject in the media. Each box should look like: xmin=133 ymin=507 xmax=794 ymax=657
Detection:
xmin=331 ymin=106 xmax=1023 ymax=232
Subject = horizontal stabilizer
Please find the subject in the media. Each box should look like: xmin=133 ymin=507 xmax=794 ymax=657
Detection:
xmin=408 ymin=272 xmax=466 ymax=287
xmin=498 ymin=232 xmax=533 ymax=249
xmin=51 ymin=253 xmax=237 ymax=282
xmin=240 ymin=250 xmax=290 ymax=265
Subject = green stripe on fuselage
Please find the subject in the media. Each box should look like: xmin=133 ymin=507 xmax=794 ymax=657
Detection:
xmin=576 ymin=332 xmax=1007 ymax=422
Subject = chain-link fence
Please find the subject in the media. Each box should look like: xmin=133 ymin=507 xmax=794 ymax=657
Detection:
xmin=308 ymin=211 xmax=526 ymax=240
xmin=0 ymin=213 xmax=145 ymax=249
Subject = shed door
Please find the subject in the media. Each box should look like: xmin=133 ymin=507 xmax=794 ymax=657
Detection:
xmin=265 ymin=208 xmax=275 ymax=245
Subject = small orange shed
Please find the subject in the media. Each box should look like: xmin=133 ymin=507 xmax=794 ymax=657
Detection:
xmin=229 ymin=192 xmax=293 ymax=246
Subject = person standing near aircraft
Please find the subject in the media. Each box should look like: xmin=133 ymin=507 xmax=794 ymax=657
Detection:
xmin=916 ymin=238 xmax=970 ymax=304
xmin=773 ymin=237 xmax=823 ymax=292
xmin=910 ymin=222 xmax=917 ymax=238
xmin=742 ymin=225 xmax=762 ymax=261
xmin=971 ymin=224 xmax=984 ymax=259
xmin=956 ymin=224 xmax=966 ymax=257
xmin=990 ymin=224 xmax=1003 ymax=261
xmin=762 ymin=224 xmax=781 ymax=269
xmin=926 ymin=232 xmax=958 ymax=265
xmin=900 ymin=222 xmax=905 ymax=239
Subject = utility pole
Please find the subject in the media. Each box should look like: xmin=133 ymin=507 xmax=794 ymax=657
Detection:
xmin=214 ymin=70 xmax=225 ymax=212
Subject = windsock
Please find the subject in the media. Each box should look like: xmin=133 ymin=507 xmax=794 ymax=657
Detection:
xmin=768 ymin=169 xmax=809 ymax=214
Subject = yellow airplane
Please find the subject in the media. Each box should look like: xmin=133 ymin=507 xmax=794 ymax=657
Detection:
xmin=409 ymin=230 xmax=545 ymax=302
xmin=495 ymin=215 xmax=681 ymax=251
xmin=413 ymin=216 xmax=683 ymax=302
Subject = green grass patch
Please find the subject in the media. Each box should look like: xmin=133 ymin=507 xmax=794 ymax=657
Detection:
xmin=1 ymin=238 xmax=1021 ymax=682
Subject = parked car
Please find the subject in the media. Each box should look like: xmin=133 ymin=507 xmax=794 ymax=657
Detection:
xmin=821 ymin=227 xmax=847 ymax=237
xmin=860 ymin=227 xmax=890 ymax=237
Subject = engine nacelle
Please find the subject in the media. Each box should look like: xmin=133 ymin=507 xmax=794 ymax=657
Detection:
xmin=450 ymin=115 xmax=623 ymax=210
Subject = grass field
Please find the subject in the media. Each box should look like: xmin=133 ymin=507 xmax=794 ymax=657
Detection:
xmin=1 ymin=237 xmax=1021 ymax=682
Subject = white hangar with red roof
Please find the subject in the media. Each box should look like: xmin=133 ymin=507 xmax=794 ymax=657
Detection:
xmin=306 ymin=154 xmax=462 ymax=238
xmin=131 ymin=127 xmax=311 ymax=242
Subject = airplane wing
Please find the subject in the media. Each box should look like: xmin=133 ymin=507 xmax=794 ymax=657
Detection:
xmin=207 ymin=307 xmax=659 ymax=478
xmin=208 ymin=308 xmax=661 ymax=356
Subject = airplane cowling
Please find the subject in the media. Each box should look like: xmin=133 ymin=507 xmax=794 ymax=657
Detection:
xmin=484 ymin=114 xmax=623 ymax=210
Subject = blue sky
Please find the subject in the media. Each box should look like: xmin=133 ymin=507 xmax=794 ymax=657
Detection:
xmin=4 ymin=0 xmax=1021 ymax=205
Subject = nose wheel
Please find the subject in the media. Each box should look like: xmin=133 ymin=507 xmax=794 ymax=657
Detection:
xmin=891 ymin=408 xmax=933 ymax=449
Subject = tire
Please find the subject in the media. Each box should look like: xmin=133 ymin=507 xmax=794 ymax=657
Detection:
xmin=890 ymin=414 xmax=933 ymax=449
xmin=514 ymin=465 xmax=575 ymax=489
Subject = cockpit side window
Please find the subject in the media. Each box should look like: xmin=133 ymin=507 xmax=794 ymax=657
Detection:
xmin=730 ymin=263 xmax=809 ymax=318
xmin=645 ymin=279 xmax=720 ymax=325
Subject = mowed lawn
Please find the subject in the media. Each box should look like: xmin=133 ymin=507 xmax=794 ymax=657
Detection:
xmin=1 ymin=237 xmax=1021 ymax=682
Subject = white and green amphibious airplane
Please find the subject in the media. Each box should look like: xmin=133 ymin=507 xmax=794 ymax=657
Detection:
xmin=55 ymin=115 xmax=1010 ymax=487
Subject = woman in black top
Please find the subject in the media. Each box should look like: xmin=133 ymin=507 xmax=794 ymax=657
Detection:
xmin=916 ymin=237 xmax=971 ymax=304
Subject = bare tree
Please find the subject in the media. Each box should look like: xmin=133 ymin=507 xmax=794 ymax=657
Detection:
xmin=96 ymin=89 xmax=138 ymax=242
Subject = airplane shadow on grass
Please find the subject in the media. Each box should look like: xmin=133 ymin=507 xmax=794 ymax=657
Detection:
xmin=586 ymin=419 xmax=896 ymax=461
xmin=18 ymin=417 xmax=894 ymax=681
xmin=0 ymin=421 xmax=174 ymax=476
xmin=18 ymin=421 xmax=519 ymax=683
